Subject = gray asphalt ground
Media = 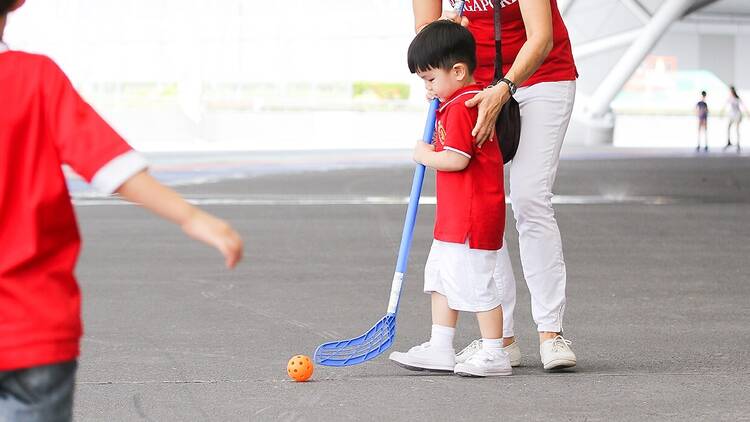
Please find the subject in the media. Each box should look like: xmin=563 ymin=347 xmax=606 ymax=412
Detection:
xmin=72 ymin=149 xmax=750 ymax=421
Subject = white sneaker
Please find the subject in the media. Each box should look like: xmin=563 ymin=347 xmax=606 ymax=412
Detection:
xmin=389 ymin=342 xmax=455 ymax=372
xmin=455 ymin=339 xmax=482 ymax=364
xmin=540 ymin=335 xmax=576 ymax=370
xmin=454 ymin=349 xmax=512 ymax=377
xmin=456 ymin=339 xmax=522 ymax=367
xmin=504 ymin=341 xmax=521 ymax=367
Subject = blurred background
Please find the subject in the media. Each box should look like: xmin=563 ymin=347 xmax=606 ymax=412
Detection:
xmin=5 ymin=0 xmax=750 ymax=151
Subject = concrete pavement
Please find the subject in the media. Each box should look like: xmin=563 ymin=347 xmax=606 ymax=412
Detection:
xmin=72 ymin=150 xmax=750 ymax=421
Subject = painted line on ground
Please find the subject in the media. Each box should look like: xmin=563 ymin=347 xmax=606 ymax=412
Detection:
xmin=71 ymin=195 xmax=680 ymax=206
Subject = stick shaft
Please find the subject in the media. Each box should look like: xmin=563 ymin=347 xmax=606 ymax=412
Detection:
xmin=387 ymin=99 xmax=439 ymax=314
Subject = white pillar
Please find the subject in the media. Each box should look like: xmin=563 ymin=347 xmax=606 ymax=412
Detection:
xmin=684 ymin=0 xmax=721 ymax=16
xmin=619 ymin=0 xmax=652 ymax=24
xmin=573 ymin=28 xmax=642 ymax=61
xmin=587 ymin=0 xmax=695 ymax=118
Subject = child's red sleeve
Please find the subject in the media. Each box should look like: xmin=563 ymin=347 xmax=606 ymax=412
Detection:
xmin=41 ymin=58 xmax=146 ymax=193
xmin=442 ymin=105 xmax=475 ymax=159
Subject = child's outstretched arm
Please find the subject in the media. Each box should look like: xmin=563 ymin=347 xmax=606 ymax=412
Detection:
xmin=116 ymin=170 xmax=243 ymax=268
xmin=413 ymin=140 xmax=470 ymax=172
xmin=35 ymin=56 xmax=242 ymax=267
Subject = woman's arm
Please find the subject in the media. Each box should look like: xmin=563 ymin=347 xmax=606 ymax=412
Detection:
xmin=414 ymin=141 xmax=470 ymax=172
xmin=465 ymin=0 xmax=554 ymax=144
xmin=412 ymin=0 xmax=442 ymax=33
xmin=505 ymin=0 xmax=554 ymax=90
xmin=412 ymin=0 xmax=469 ymax=32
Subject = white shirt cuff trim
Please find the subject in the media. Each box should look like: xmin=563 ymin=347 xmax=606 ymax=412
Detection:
xmin=444 ymin=146 xmax=472 ymax=159
xmin=91 ymin=150 xmax=148 ymax=194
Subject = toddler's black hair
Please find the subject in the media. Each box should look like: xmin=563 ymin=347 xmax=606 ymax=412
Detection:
xmin=0 ymin=0 xmax=15 ymax=16
xmin=407 ymin=20 xmax=476 ymax=75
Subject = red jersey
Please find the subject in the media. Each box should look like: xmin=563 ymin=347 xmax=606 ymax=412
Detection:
xmin=452 ymin=0 xmax=578 ymax=86
xmin=0 ymin=46 xmax=146 ymax=370
xmin=433 ymin=84 xmax=505 ymax=251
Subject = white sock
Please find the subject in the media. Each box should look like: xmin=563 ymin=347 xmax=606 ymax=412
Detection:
xmin=482 ymin=338 xmax=503 ymax=353
xmin=429 ymin=325 xmax=455 ymax=350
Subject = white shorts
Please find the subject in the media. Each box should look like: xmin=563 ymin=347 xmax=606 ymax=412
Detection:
xmin=423 ymin=240 xmax=502 ymax=312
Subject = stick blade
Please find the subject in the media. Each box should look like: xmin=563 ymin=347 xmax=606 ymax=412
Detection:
xmin=313 ymin=314 xmax=396 ymax=366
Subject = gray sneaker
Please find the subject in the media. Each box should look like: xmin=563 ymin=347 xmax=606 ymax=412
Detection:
xmin=456 ymin=339 xmax=521 ymax=367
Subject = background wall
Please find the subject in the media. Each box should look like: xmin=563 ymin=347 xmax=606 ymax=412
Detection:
xmin=5 ymin=0 xmax=750 ymax=150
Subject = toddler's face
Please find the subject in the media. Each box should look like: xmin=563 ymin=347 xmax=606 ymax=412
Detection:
xmin=417 ymin=67 xmax=463 ymax=102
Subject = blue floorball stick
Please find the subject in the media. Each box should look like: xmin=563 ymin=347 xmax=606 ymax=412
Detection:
xmin=313 ymin=1 xmax=465 ymax=367
xmin=313 ymin=99 xmax=440 ymax=367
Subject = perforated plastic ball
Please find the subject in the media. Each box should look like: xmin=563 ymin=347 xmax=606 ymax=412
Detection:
xmin=287 ymin=355 xmax=314 ymax=382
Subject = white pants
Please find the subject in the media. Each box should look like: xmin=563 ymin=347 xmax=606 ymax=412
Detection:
xmin=493 ymin=80 xmax=576 ymax=337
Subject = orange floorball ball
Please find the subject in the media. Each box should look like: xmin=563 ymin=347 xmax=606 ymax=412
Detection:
xmin=287 ymin=355 xmax=314 ymax=382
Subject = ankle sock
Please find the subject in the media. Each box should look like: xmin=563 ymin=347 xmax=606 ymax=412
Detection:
xmin=482 ymin=338 xmax=503 ymax=353
xmin=429 ymin=325 xmax=455 ymax=350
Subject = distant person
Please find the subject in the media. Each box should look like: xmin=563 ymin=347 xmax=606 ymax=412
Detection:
xmin=722 ymin=86 xmax=747 ymax=152
xmin=696 ymin=91 xmax=709 ymax=152
xmin=0 ymin=1 xmax=243 ymax=420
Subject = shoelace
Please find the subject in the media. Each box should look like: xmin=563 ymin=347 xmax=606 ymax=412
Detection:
xmin=456 ymin=339 xmax=482 ymax=358
xmin=551 ymin=336 xmax=572 ymax=353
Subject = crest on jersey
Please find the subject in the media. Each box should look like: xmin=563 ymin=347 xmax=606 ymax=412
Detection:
xmin=436 ymin=121 xmax=447 ymax=146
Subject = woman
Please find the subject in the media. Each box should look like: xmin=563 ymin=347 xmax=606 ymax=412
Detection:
xmin=723 ymin=86 xmax=746 ymax=152
xmin=412 ymin=0 xmax=578 ymax=370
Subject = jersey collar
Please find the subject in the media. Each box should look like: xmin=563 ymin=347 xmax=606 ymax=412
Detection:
xmin=439 ymin=84 xmax=483 ymax=112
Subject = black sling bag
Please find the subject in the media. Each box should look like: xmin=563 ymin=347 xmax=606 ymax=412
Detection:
xmin=493 ymin=0 xmax=521 ymax=164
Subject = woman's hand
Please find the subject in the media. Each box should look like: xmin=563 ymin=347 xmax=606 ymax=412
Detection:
xmin=417 ymin=9 xmax=469 ymax=32
xmin=440 ymin=9 xmax=469 ymax=27
xmin=465 ymin=83 xmax=512 ymax=146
